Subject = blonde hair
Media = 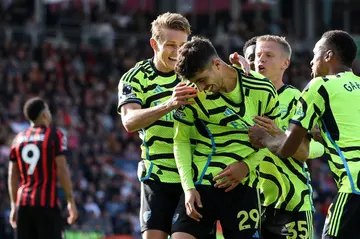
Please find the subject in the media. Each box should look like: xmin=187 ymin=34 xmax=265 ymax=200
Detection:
xmin=257 ymin=35 xmax=292 ymax=59
xmin=151 ymin=12 xmax=191 ymax=42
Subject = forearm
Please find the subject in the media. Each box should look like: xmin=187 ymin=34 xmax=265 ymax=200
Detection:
xmin=8 ymin=174 xmax=18 ymax=208
xmin=291 ymin=137 xmax=310 ymax=162
xmin=174 ymin=141 xmax=194 ymax=191
xmin=57 ymin=165 xmax=75 ymax=203
xmin=122 ymin=103 xmax=173 ymax=132
xmin=264 ymin=130 xmax=306 ymax=160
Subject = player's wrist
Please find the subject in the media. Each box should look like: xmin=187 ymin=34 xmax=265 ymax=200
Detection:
xmin=10 ymin=202 xmax=16 ymax=210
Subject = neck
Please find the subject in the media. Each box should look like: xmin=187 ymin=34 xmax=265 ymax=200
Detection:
xmin=31 ymin=121 xmax=48 ymax=127
xmin=328 ymin=64 xmax=352 ymax=75
xmin=271 ymin=75 xmax=285 ymax=90
xmin=153 ymin=55 xmax=171 ymax=73
xmin=222 ymin=65 xmax=238 ymax=92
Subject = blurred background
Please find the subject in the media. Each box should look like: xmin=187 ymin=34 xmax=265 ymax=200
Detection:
xmin=0 ymin=0 xmax=359 ymax=238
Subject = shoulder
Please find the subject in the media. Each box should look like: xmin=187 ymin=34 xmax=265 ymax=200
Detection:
xmin=11 ymin=131 xmax=24 ymax=147
xmin=241 ymin=72 xmax=277 ymax=98
xmin=281 ymin=85 xmax=301 ymax=97
xmin=120 ymin=59 xmax=151 ymax=83
xmin=303 ymin=77 xmax=327 ymax=92
xmin=49 ymin=127 xmax=66 ymax=139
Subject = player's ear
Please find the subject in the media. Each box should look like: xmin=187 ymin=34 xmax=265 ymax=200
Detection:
xmin=150 ymin=38 xmax=159 ymax=52
xmin=282 ymin=59 xmax=290 ymax=70
xmin=325 ymin=50 xmax=334 ymax=62
xmin=213 ymin=57 xmax=221 ymax=70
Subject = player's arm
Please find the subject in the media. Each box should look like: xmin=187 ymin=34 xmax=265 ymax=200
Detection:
xmin=250 ymin=78 xmax=325 ymax=161
xmin=54 ymin=130 xmax=78 ymax=224
xmin=118 ymin=73 xmax=197 ymax=132
xmin=173 ymin=107 xmax=203 ymax=221
xmin=8 ymin=161 xmax=19 ymax=210
xmin=173 ymin=107 xmax=195 ymax=191
xmin=56 ymin=155 xmax=74 ymax=203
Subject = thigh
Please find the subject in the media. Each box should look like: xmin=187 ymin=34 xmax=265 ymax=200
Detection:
xmin=219 ymin=185 xmax=261 ymax=239
xmin=322 ymin=193 xmax=360 ymax=239
xmin=262 ymin=208 xmax=314 ymax=239
xmin=16 ymin=207 xmax=34 ymax=239
xmin=171 ymin=186 xmax=216 ymax=238
xmin=35 ymin=207 xmax=63 ymax=239
xmin=140 ymin=180 xmax=183 ymax=235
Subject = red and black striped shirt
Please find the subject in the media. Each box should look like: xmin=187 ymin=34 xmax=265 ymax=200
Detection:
xmin=9 ymin=126 xmax=67 ymax=208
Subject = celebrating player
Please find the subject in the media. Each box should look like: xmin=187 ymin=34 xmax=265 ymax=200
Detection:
xmin=249 ymin=30 xmax=360 ymax=239
xmin=117 ymin=12 xmax=219 ymax=239
xmin=171 ymin=36 xmax=283 ymax=239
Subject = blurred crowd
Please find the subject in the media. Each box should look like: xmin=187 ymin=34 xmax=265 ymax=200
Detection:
xmin=1 ymin=0 xmax=357 ymax=238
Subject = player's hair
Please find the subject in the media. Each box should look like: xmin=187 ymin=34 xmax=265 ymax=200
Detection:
xmin=175 ymin=36 xmax=218 ymax=80
xmin=151 ymin=12 xmax=191 ymax=42
xmin=321 ymin=30 xmax=357 ymax=67
xmin=243 ymin=36 xmax=258 ymax=56
xmin=257 ymin=35 xmax=292 ymax=59
xmin=23 ymin=97 xmax=46 ymax=121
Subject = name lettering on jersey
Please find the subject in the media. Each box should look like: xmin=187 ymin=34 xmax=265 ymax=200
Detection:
xmin=154 ymin=100 xmax=174 ymax=120
xmin=343 ymin=81 xmax=360 ymax=92
xmin=18 ymin=134 xmax=45 ymax=143
xmin=279 ymin=104 xmax=288 ymax=116
xmin=224 ymin=108 xmax=248 ymax=130
xmin=295 ymin=106 xmax=304 ymax=118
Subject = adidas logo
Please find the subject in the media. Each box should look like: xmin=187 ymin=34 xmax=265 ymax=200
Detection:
xmin=224 ymin=108 xmax=235 ymax=116
xmin=252 ymin=231 xmax=260 ymax=238
xmin=154 ymin=85 xmax=163 ymax=93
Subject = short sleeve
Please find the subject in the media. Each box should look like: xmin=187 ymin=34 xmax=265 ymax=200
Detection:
xmin=54 ymin=129 xmax=67 ymax=156
xmin=9 ymin=146 xmax=16 ymax=162
xmin=290 ymin=78 xmax=326 ymax=131
xmin=117 ymin=70 xmax=145 ymax=113
xmin=9 ymin=133 xmax=21 ymax=162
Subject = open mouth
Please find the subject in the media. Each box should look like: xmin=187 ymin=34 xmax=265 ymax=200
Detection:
xmin=258 ymin=65 xmax=265 ymax=72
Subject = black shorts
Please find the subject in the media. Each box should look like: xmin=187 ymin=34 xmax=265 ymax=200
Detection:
xmin=261 ymin=206 xmax=314 ymax=239
xmin=172 ymin=184 xmax=261 ymax=239
xmin=16 ymin=206 xmax=64 ymax=239
xmin=140 ymin=180 xmax=216 ymax=238
xmin=322 ymin=192 xmax=360 ymax=239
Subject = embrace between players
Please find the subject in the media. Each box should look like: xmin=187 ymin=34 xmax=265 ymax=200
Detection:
xmin=117 ymin=12 xmax=360 ymax=239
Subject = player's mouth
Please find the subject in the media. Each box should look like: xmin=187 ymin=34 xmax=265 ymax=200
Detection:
xmin=168 ymin=57 xmax=177 ymax=62
xmin=258 ymin=65 xmax=266 ymax=72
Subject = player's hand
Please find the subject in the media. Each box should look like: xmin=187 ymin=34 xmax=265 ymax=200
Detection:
xmin=248 ymin=125 xmax=268 ymax=148
xmin=9 ymin=207 xmax=17 ymax=229
xmin=311 ymin=126 xmax=324 ymax=143
xmin=67 ymin=201 xmax=78 ymax=225
xmin=185 ymin=188 xmax=203 ymax=222
xmin=213 ymin=161 xmax=249 ymax=192
xmin=253 ymin=116 xmax=282 ymax=136
xmin=229 ymin=52 xmax=250 ymax=75
xmin=166 ymin=83 xmax=197 ymax=110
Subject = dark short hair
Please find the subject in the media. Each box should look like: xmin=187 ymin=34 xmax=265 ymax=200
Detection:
xmin=175 ymin=36 xmax=218 ymax=80
xmin=23 ymin=97 xmax=46 ymax=121
xmin=321 ymin=30 xmax=357 ymax=67
xmin=243 ymin=36 xmax=258 ymax=56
